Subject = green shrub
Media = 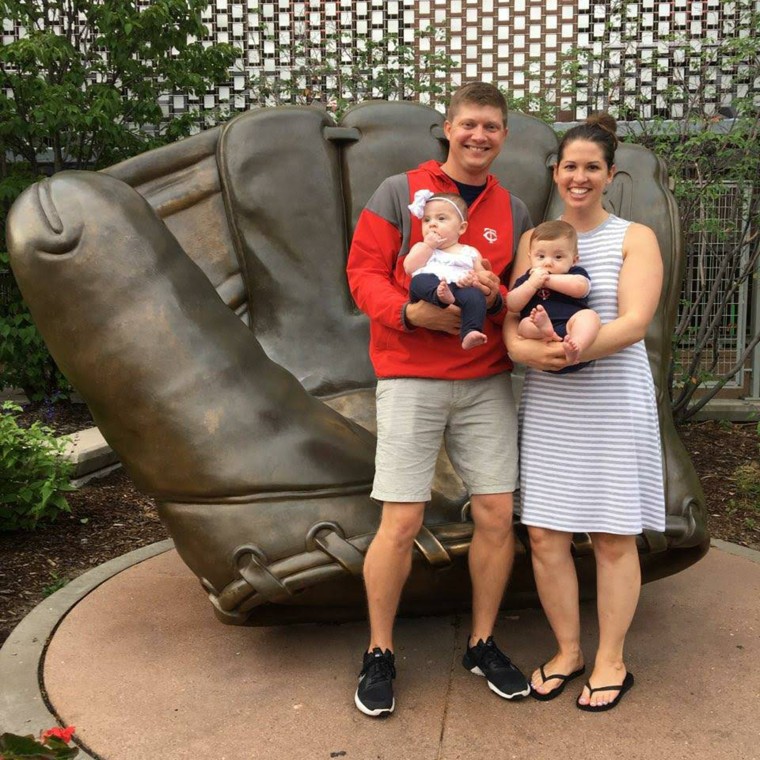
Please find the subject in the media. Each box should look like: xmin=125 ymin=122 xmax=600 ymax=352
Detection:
xmin=0 ymin=402 xmax=74 ymax=531
xmin=0 ymin=252 xmax=72 ymax=403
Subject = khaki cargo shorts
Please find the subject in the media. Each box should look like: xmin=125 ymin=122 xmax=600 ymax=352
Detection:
xmin=371 ymin=374 xmax=518 ymax=504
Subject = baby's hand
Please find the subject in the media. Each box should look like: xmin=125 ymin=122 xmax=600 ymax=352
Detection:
xmin=423 ymin=230 xmax=442 ymax=249
xmin=456 ymin=270 xmax=476 ymax=287
xmin=528 ymin=268 xmax=549 ymax=288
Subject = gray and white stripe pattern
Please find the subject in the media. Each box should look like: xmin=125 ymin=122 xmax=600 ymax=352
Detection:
xmin=517 ymin=215 xmax=666 ymax=535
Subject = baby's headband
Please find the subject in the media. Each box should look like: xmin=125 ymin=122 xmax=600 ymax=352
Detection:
xmin=408 ymin=189 xmax=465 ymax=222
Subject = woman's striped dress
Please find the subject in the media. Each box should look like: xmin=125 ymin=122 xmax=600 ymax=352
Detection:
xmin=517 ymin=215 xmax=666 ymax=535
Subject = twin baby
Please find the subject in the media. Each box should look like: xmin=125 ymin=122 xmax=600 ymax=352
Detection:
xmin=405 ymin=189 xmax=601 ymax=369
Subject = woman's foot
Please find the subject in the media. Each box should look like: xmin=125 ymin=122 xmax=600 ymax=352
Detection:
xmin=462 ymin=331 xmax=487 ymax=350
xmin=436 ymin=279 xmax=455 ymax=305
xmin=531 ymin=651 xmax=585 ymax=698
xmin=577 ymin=661 xmax=628 ymax=708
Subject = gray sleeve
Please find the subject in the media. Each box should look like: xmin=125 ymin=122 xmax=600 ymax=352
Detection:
xmin=510 ymin=194 xmax=534 ymax=257
xmin=363 ymin=173 xmax=414 ymax=256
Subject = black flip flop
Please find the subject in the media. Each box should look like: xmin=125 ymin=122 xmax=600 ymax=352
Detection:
xmin=576 ymin=671 xmax=635 ymax=712
xmin=530 ymin=663 xmax=586 ymax=701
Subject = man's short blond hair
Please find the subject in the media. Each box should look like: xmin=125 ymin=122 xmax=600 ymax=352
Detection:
xmin=447 ymin=82 xmax=509 ymax=126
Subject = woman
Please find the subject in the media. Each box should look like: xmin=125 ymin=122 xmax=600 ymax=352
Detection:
xmin=504 ymin=114 xmax=666 ymax=711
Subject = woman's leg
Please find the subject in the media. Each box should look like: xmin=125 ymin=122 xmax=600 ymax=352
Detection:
xmin=578 ymin=532 xmax=640 ymax=707
xmin=528 ymin=526 xmax=584 ymax=694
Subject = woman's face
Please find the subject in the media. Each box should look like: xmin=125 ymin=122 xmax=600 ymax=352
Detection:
xmin=553 ymin=139 xmax=615 ymax=212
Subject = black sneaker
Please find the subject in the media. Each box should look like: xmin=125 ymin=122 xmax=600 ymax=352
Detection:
xmin=462 ymin=636 xmax=530 ymax=699
xmin=355 ymin=647 xmax=396 ymax=717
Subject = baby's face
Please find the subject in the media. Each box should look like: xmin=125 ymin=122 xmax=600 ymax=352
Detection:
xmin=421 ymin=200 xmax=466 ymax=249
xmin=529 ymin=238 xmax=577 ymax=274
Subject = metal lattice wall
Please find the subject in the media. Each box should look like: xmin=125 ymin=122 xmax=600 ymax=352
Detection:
xmin=678 ymin=182 xmax=754 ymax=389
xmin=3 ymin=1 xmax=759 ymax=118
xmin=183 ymin=0 xmax=760 ymax=119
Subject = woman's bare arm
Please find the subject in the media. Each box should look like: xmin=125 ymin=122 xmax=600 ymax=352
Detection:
xmin=577 ymin=223 xmax=663 ymax=362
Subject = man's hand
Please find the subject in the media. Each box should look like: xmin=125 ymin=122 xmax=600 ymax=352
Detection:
xmin=469 ymin=259 xmax=502 ymax=309
xmin=405 ymin=300 xmax=461 ymax=335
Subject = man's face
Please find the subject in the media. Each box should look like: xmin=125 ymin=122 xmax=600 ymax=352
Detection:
xmin=443 ymin=104 xmax=508 ymax=184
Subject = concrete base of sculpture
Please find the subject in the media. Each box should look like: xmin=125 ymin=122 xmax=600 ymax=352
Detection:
xmin=2 ymin=542 xmax=758 ymax=758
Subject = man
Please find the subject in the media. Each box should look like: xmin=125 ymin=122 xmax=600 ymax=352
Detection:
xmin=346 ymin=82 xmax=533 ymax=717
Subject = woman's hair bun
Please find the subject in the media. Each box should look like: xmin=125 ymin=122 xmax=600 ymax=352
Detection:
xmin=586 ymin=111 xmax=619 ymax=148
xmin=586 ymin=112 xmax=618 ymax=146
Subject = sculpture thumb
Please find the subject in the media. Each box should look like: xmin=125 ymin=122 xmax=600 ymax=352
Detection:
xmin=7 ymin=171 xmax=377 ymax=499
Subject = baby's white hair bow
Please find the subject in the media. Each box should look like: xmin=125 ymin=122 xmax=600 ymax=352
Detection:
xmin=408 ymin=189 xmax=435 ymax=219
xmin=407 ymin=189 xmax=465 ymax=221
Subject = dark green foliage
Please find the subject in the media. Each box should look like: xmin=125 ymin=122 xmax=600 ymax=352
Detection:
xmin=0 ymin=0 xmax=239 ymax=173
xmin=0 ymin=401 xmax=74 ymax=531
xmin=0 ymin=253 xmax=71 ymax=402
xmin=0 ymin=0 xmax=239 ymax=401
xmin=0 ymin=731 xmax=78 ymax=759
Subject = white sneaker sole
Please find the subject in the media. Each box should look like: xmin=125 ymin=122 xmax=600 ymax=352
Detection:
xmin=354 ymin=689 xmax=395 ymax=717
xmin=469 ymin=665 xmax=532 ymax=699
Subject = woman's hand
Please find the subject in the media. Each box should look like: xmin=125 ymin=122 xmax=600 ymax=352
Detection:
xmin=504 ymin=315 xmax=570 ymax=371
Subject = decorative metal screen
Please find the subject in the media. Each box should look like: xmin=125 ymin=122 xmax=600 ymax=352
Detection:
xmin=3 ymin=2 xmax=758 ymax=119
xmin=677 ymin=181 xmax=754 ymax=389
xmin=186 ymin=0 xmax=760 ymax=120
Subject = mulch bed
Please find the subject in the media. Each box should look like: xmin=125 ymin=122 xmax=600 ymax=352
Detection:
xmin=0 ymin=403 xmax=758 ymax=648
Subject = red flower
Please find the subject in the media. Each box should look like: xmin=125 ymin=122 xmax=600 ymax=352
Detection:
xmin=40 ymin=725 xmax=76 ymax=744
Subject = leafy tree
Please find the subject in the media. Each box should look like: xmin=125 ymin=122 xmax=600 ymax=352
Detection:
xmin=0 ymin=0 xmax=238 ymax=174
xmin=0 ymin=0 xmax=239 ymax=401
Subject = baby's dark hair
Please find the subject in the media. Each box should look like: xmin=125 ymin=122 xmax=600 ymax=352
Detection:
xmin=427 ymin=192 xmax=468 ymax=221
xmin=557 ymin=113 xmax=618 ymax=167
xmin=530 ymin=220 xmax=578 ymax=251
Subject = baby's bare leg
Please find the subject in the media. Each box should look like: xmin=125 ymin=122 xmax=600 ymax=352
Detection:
xmin=529 ymin=305 xmax=561 ymax=340
xmin=517 ymin=316 xmax=548 ymax=340
xmin=436 ymin=279 xmax=456 ymax=305
xmin=563 ymin=309 xmax=602 ymax=365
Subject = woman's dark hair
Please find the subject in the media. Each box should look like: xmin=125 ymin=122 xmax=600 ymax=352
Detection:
xmin=557 ymin=113 xmax=618 ymax=167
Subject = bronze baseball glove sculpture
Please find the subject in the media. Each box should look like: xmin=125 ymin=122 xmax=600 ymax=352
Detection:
xmin=6 ymin=103 xmax=708 ymax=625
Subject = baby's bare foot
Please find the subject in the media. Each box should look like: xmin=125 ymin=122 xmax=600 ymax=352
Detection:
xmin=529 ymin=305 xmax=557 ymax=339
xmin=462 ymin=331 xmax=487 ymax=350
xmin=563 ymin=335 xmax=581 ymax=365
xmin=436 ymin=279 xmax=455 ymax=305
